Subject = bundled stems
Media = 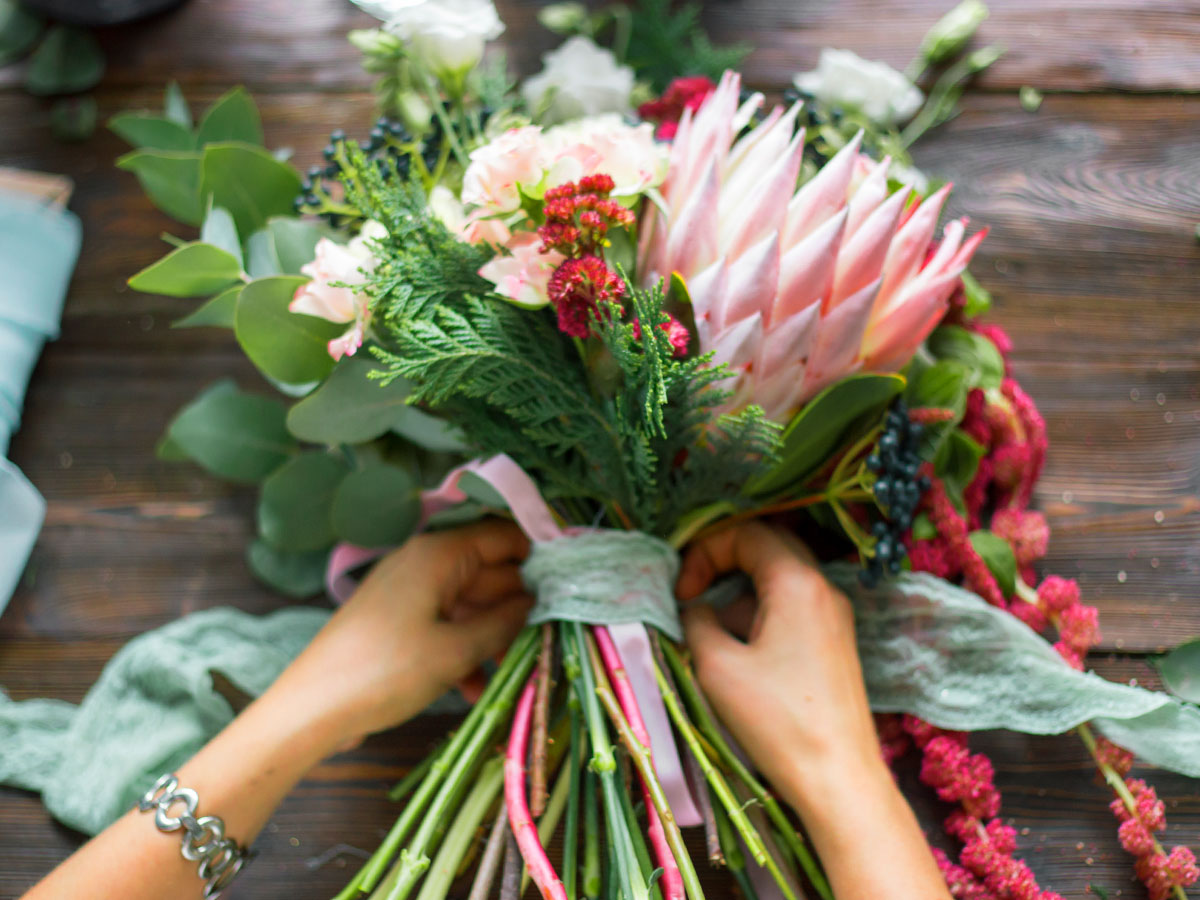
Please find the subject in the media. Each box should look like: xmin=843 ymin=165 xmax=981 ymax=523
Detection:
xmin=658 ymin=639 xmax=832 ymax=900
xmin=413 ymin=757 xmax=504 ymax=900
xmin=500 ymin=825 xmax=521 ymax=900
xmin=563 ymin=708 xmax=583 ymax=900
xmin=506 ymin=671 xmax=568 ymax=900
xmin=589 ymin=628 xmax=695 ymax=900
xmin=582 ymin=767 xmax=602 ymax=899
xmin=532 ymin=624 xmax=555 ymax=817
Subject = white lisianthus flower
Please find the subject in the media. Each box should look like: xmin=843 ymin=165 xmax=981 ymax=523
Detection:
xmin=793 ymin=48 xmax=924 ymax=126
xmin=351 ymin=0 xmax=504 ymax=82
xmin=521 ymin=35 xmax=634 ymax=124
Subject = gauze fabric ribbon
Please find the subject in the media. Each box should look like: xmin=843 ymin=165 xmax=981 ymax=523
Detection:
xmin=325 ymin=453 xmax=702 ymax=826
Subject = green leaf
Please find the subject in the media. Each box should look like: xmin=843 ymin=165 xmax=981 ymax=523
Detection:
xmin=116 ymin=149 xmax=204 ymax=225
xmin=927 ymin=325 xmax=1005 ymax=390
xmin=286 ymin=357 xmax=414 ymax=445
xmin=0 ymin=0 xmax=43 ymax=66
xmin=154 ymin=432 xmax=190 ymax=461
xmin=745 ymin=373 xmax=906 ymax=497
xmin=108 ymin=112 xmax=194 ymax=152
xmin=128 ymin=241 xmax=243 ymax=297
xmin=200 ymin=204 xmax=242 ymax=266
xmin=934 ymin=428 xmax=985 ymax=507
xmin=960 ymin=270 xmax=992 ymax=318
xmin=164 ymin=81 xmax=191 ymax=128
xmin=391 ymin=406 xmax=468 ymax=453
xmin=911 ymin=512 xmax=938 ymax=542
xmin=245 ymin=228 xmax=282 ymax=278
xmin=196 ymin=86 xmax=263 ymax=147
xmin=172 ymin=284 xmax=241 ymax=329
xmin=245 ymin=539 xmax=328 ymax=599
xmin=235 ymin=275 xmax=341 ymax=385
xmin=199 ymin=142 xmax=301 ymax=236
xmin=905 ymin=358 xmax=972 ymax=458
xmin=245 ymin=217 xmax=326 ymax=278
xmin=330 ymin=464 xmax=421 ymax=548
xmin=166 ymin=379 xmax=296 ymax=482
xmin=49 ymin=96 xmax=96 ymax=142
xmin=24 ymin=25 xmax=104 ymax=96
xmin=1156 ymin=638 xmax=1200 ymax=705
xmin=257 ymin=451 xmax=348 ymax=551
xmin=969 ymin=530 xmax=1017 ymax=597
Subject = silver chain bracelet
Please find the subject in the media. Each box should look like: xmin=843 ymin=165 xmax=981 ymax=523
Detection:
xmin=137 ymin=773 xmax=249 ymax=898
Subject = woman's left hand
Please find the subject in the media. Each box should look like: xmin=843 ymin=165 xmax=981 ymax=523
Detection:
xmin=273 ymin=519 xmax=534 ymax=748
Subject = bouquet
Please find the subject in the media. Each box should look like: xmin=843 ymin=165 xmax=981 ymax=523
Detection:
xmin=113 ymin=2 xmax=1199 ymax=898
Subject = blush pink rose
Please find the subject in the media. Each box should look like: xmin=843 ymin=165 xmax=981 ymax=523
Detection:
xmin=478 ymin=232 xmax=564 ymax=308
xmin=461 ymin=126 xmax=548 ymax=214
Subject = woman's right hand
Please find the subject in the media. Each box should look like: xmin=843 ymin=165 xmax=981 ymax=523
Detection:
xmin=677 ymin=522 xmax=951 ymax=900
xmin=676 ymin=521 xmax=886 ymax=814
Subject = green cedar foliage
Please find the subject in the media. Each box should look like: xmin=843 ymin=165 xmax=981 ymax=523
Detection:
xmin=340 ymin=147 xmax=780 ymax=535
xmin=625 ymin=0 xmax=750 ymax=92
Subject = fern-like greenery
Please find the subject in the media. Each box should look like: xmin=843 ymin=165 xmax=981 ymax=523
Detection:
xmin=342 ymin=150 xmax=780 ymax=536
xmin=625 ymin=0 xmax=750 ymax=92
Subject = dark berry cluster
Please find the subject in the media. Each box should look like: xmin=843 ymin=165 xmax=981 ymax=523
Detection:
xmin=860 ymin=399 xmax=932 ymax=586
xmin=294 ymin=117 xmax=416 ymax=224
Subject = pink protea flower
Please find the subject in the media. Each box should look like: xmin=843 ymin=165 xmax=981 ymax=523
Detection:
xmin=637 ymin=70 xmax=985 ymax=419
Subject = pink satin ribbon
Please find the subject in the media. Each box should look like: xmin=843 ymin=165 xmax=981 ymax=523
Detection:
xmin=324 ymin=453 xmax=701 ymax=823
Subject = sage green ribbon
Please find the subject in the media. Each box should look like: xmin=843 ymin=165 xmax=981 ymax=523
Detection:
xmin=521 ymin=530 xmax=683 ymax=641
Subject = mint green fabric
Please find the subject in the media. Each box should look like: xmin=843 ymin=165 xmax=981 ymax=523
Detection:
xmin=828 ymin=564 xmax=1200 ymax=778
xmin=0 ymin=186 xmax=82 ymax=612
xmin=0 ymin=606 xmax=329 ymax=835
xmin=522 ymin=530 xmax=683 ymax=641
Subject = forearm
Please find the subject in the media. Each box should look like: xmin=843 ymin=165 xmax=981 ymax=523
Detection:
xmin=24 ymin=677 xmax=350 ymax=900
xmin=781 ymin=754 xmax=951 ymax=900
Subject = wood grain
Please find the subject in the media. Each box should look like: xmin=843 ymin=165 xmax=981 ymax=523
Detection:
xmin=1 ymin=1 xmax=1198 ymax=898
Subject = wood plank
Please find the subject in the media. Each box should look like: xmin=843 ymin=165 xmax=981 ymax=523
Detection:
xmin=701 ymin=0 xmax=1200 ymax=92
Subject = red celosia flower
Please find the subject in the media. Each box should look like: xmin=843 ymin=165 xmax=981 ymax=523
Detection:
xmin=962 ymin=388 xmax=992 ymax=446
xmin=991 ymin=508 xmax=1049 ymax=567
xmin=920 ymin=735 xmax=1002 ymax=819
xmin=923 ymin=468 xmax=1007 ymax=607
xmin=974 ymin=322 xmax=1014 ymax=360
xmin=1094 ymin=736 xmax=1135 ymax=777
xmin=1036 ymin=575 xmax=1079 ymax=614
xmin=1002 ymin=378 xmax=1048 ymax=510
xmin=1058 ymin=603 xmax=1100 ymax=654
xmin=546 ymin=255 xmax=625 ymax=339
xmin=637 ymin=75 xmax=716 ymax=140
xmin=539 ymin=174 xmax=634 ymax=259
xmin=1008 ymin=599 xmax=1048 ymax=632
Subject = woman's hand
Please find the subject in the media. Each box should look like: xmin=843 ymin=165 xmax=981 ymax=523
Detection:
xmin=677 ymin=522 xmax=951 ymax=900
xmin=273 ymin=519 xmax=533 ymax=750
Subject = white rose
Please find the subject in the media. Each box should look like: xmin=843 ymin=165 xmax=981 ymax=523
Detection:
xmin=793 ymin=48 xmax=924 ymax=126
xmin=352 ymin=0 xmax=504 ymax=80
xmin=521 ymin=35 xmax=634 ymax=124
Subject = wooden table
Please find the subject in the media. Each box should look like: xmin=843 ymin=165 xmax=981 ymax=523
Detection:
xmin=1 ymin=1 xmax=1197 ymax=897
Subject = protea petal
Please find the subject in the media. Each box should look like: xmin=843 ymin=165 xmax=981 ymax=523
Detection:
xmin=724 ymin=104 xmax=802 ymax=204
xmin=721 ymin=230 xmax=779 ymax=327
xmin=832 ymin=185 xmax=910 ymax=308
xmin=721 ymin=128 xmax=805 ymax=260
xmin=875 ymin=183 xmax=951 ymax=312
xmin=757 ymin=300 xmax=820 ymax=379
xmin=773 ymin=207 xmax=847 ymax=321
xmin=663 ymin=157 xmax=721 ymax=281
xmin=798 ymin=276 xmax=879 ymax=401
xmin=782 ymin=130 xmax=862 ymax=246
xmin=688 ymin=257 xmax=729 ymax=337
xmin=843 ymin=156 xmax=891 ymax=238
xmin=861 ymin=270 xmax=961 ymax=370
xmin=711 ymin=311 xmax=763 ymax=372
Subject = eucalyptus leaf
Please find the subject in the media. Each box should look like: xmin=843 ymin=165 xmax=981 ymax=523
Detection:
xmin=245 ymin=228 xmax=282 ymax=278
xmin=24 ymin=25 xmax=104 ymax=96
xmin=745 ymin=373 xmax=905 ymax=497
xmin=927 ymin=325 xmax=1005 ymax=390
xmin=116 ymin=149 xmax=203 ymax=225
xmin=257 ymin=451 xmax=348 ymax=552
xmin=200 ymin=205 xmax=242 ymax=267
xmin=286 ymin=357 xmax=414 ymax=445
xmin=1156 ymin=638 xmax=1200 ymax=705
xmin=128 ymin=242 xmax=243 ymax=298
xmin=49 ymin=96 xmax=96 ymax=142
xmin=968 ymin=530 xmax=1017 ymax=597
xmin=196 ymin=86 xmax=263 ymax=147
xmin=330 ymin=464 xmax=421 ymax=547
xmin=391 ymin=406 xmax=468 ymax=453
xmin=0 ymin=0 xmax=43 ymax=66
xmin=108 ymin=113 xmax=194 ymax=152
xmin=172 ymin=285 xmax=241 ymax=329
xmin=163 ymin=80 xmax=191 ymax=128
xmin=200 ymin=143 xmax=302 ymax=236
xmin=154 ymin=432 xmax=190 ymax=462
xmin=245 ymin=539 xmax=328 ymax=599
xmin=165 ymin=379 xmax=296 ymax=482
xmin=235 ymin=276 xmax=341 ymax=385
xmin=264 ymin=217 xmax=327 ymax=274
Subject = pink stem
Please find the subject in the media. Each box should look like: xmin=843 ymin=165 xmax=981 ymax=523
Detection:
xmin=594 ymin=626 xmax=685 ymax=900
xmin=506 ymin=671 xmax=568 ymax=900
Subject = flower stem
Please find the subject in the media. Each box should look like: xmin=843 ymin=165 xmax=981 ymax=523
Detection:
xmin=371 ymin=628 xmax=541 ymax=900
xmin=500 ymin=824 xmax=521 ymax=900
xmin=582 ymin=768 xmax=602 ymax=899
xmin=414 ymin=757 xmax=504 ymax=900
xmin=563 ymin=708 xmax=583 ymax=900
xmin=532 ymin=624 xmax=555 ymax=817
xmin=589 ymin=628 xmax=697 ymax=900
xmin=466 ymin=805 xmax=509 ymax=900
xmin=417 ymin=69 xmax=468 ymax=168
xmin=388 ymin=740 xmax=444 ymax=802
xmin=714 ymin=800 xmax=760 ymax=900
xmin=657 ymin=640 xmax=832 ymax=900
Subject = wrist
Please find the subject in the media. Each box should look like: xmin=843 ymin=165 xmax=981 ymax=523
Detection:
xmin=775 ymin=741 xmax=895 ymax=827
